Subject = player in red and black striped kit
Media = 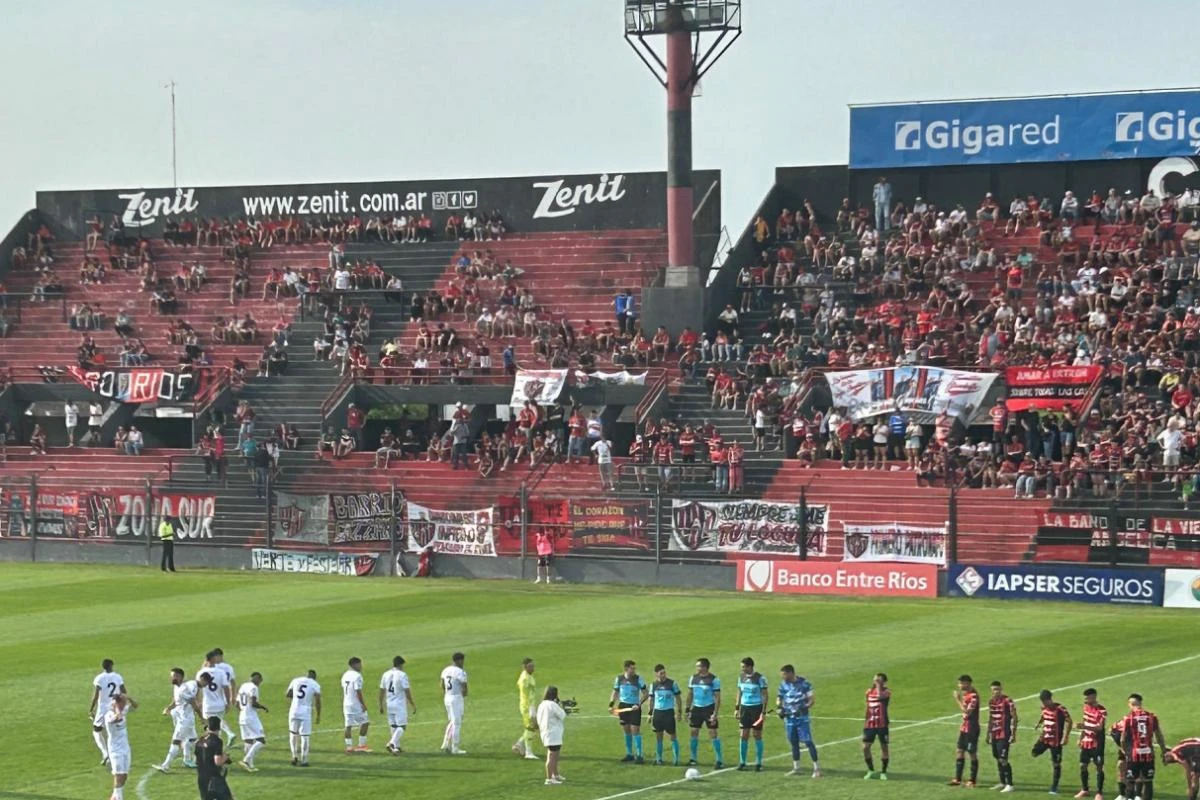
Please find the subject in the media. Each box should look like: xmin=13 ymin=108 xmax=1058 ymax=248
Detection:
xmin=1164 ymin=738 xmax=1200 ymax=800
xmin=1120 ymin=694 xmax=1166 ymax=800
xmin=987 ymin=680 xmax=1018 ymax=792
xmin=1032 ymin=689 xmax=1073 ymax=795
xmin=862 ymin=673 xmax=890 ymax=780
xmin=1075 ymin=688 xmax=1107 ymax=800
xmin=949 ymin=675 xmax=981 ymax=787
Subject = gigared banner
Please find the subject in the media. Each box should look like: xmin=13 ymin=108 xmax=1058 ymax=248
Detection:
xmin=1005 ymin=366 xmax=1102 ymax=412
xmin=842 ymin=523 xmax=947 ymax=565
xmin=670 ymin=499 xmax=829 ymax=555
xmin=825 ymin=367 xmax=996 ymax=422
xmin=405 ymin=502 xmax=496 ymax=557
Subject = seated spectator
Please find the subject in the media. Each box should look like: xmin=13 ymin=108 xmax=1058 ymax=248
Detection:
xmin=125 ymin=426 xmax=144 ymax=456
xmin=29 ymin=423 xmax=47 ymax=456
xmin=237 ymin=314 xmax=257 ymax=343
xmin=374 ymin=428 xmax=399 ymax=468
xmin=335 ymin=427 xmax=355 ymax=459
xmin=151 ymin=288 xmax=179 ymax=315
xmin=113 ymin=311 xmax=135 ymax=339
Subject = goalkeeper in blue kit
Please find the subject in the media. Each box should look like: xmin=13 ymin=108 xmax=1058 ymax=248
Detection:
xmin=776 ymin=664 xmax=821 ymax=778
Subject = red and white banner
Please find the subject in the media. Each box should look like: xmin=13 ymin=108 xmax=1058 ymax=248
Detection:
xmin=670 ymin=499 xmax=829 ymax=555
xmin=406 ymin=502 xmax=496 ymax=557
xmin=510 ymin=369 xmax=568 ymax=407
xmin=826 ymin=366 xmax=996 ymax=421
xmin=90 ymin=491 xmax=216 ymax=539
xmin=842 ymin=523 xmax=947 ymax=565
xmin=65 ymin=366 xmax=213 ymax=404
xmin=738 ymin=560 xmax=938 ymax=597
xmin=1005 ymin=366 xmax=1101 ymax=412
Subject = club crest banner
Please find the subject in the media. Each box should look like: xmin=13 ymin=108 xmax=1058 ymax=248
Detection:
xmin=406 ymin=502 xmax=496 ymax=556
xmin=669 ymin=499 xmax=829 ymax=555
xmin=275 ymin=492 xmax=331 ymax=544
xmin=842 ymin=523 xmax=948 ymax=565
xmin=510 ymin=369 xmax=568 ymax=407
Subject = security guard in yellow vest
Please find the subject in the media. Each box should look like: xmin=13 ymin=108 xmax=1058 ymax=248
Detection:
xmin=159 ymin=516 xmax=176 ymax=573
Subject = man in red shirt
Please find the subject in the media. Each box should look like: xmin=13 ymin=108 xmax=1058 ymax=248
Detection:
xmin=727 ymin=441 xmax=745 ymax=493
xmin=346 ymin=403 xmax=365 ymax=450
xmin=1076 ymin=688 xmax=1107 ymax=800
xmin=710 ymin=439 xmax=728 ymax=493
xmin=678 ymin=426 xmax=697 ymax=464
xmin=567 ymin=409 xmax=586 ymax=464
xmin=653 ymin=438 xmax=674 ymax=491
xmin=1031 ymin=690 xmax=1072 ymax=795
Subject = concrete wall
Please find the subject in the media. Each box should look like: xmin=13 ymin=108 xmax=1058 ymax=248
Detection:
xmin=0 ymin=538 xmax=737 ymax=590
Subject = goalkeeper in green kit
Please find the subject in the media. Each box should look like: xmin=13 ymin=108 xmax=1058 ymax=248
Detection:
xmin=513 ymin=658 xmax=540 ymax=760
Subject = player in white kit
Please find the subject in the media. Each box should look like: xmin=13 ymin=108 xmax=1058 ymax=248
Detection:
xmin=89 ymin=658 xmax=126 ymax=765
xmin=236 ymin=671 xmax=268 ymax=771
xmin=153 ymin=667 xmax=199 ymax=772
xmin=440 ymin=652 xmax=469 ymax=755
xmin=379 ymin=655 xmax=416 ymax=755
xmin=286 ymin=669 xmax=321 ymax=767
xmin=196 ymin=652 xmax=235 ymax=750
xmin=341 ymin=656 xmax=371 ymax=753
xmin=211 ymin=648 xmax=239 ymax=746
xmin=105 ymin=693 xmax=138 ymax=800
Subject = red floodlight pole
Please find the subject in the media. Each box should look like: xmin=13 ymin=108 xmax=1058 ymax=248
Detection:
xmin=625 ymin=1 xmax=741 ymax=285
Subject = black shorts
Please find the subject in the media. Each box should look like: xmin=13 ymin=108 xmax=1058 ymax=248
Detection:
xmin=863 ymin=727 xmax=889 ymax=745
xmin=537 ymin=554 xmax=552 ymax=567
xmin=956 ymin=731 xmax=979 ymax=754
xmin=199 ymin=774 xmax=233 ymax=800
xmin=1032 ymin=741 xmax=1063 ymax=762
xmin=688 ymin=705 xmax=718 ymax=730
xmin=1079 ymin=746 xmax=1105 ymax=766
xmin=617 ymin=705 xmax=641 ymax=727
xmin=739 ymin=704 xmax=765 ymax=730
xmin=991 ymin=740 xmax=1011 ymax=761
xmin=1125 ymin=761 xmax=1155 ymax=781
xmin=652 ymin=709 xmax=677 ymax=736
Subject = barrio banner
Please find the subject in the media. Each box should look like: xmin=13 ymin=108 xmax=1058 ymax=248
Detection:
xmin=510 ymin=369 xmax=569 ymax=407
xmin=670 ymin=499 xmax=829 ymax=555
xmin=849 ymin=89 xmax=1200 ymax=169
xmin=250 ymin=548 xmax=377 ymax=577
xmin=842 ymin=523 xmax=947 ymax=565
xmin=405 ymin=502 xmax=496 ymax=557
xmin=1005 ymin=366 xmax=1101 ymax=412
xmin=330 ymin=492 xmax=396 ymax=543
xmin=738 ymin=559 xmax=937 ymax=598
xmin=36 ymin=169 xmax=720 ymax=238
xmin=275 ymin=492 xmax=331 ymax=545
xmin=825 ymin=367 xmax=995 ymax=421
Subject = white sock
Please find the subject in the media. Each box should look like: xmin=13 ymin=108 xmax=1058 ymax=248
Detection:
xmin=300 ymin=735 xmax=310 ymax=761
xmin=344 ymin=737 xmax=353 ymax=749
xmin=182 ymin=740 xmax=194 ymax=763
xmin=358 ymin=734 xmax=368 ymax=747
xmin=289 ymin=733 xmax=298 ymax=758
xmin=221 ymin=720 xmax=236 ymax=739
xmin=246 ymin=741 xmax=263 ymax=765
xmin=93 ymin=730 xmax=109 ymax=758
xmin=113 ymin=788 xmax=124 ymax=800
xmin=793 ymin=759 xmax=801 ymax=770
xmin=389 ymin=726 xmax=404 ymax=748
xmin=442 ymin=723 xmax=452 ymax=749
xmin=163 ymin=744 xmax=180 ymax=768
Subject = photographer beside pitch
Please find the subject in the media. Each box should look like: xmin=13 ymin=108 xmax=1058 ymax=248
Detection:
xmin=536 ymin=685 xmax=567 ymax=786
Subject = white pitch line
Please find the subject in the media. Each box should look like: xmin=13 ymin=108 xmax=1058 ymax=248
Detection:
xmin=590 ymin=651 xmax=1200 ymax=800
xmin=135 ymin=767 xmax=154 ymax=800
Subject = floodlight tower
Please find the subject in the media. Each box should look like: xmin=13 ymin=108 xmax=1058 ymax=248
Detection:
xmin=625 ymin=0 xmax=740 ymax=287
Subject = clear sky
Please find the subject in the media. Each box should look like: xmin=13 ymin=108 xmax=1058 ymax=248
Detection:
xmin=3 ymin=0 xmax=1200 ymax=246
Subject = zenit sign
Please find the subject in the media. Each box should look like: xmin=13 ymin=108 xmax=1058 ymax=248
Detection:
xmin=850 ymin=89 xmax=1200 ymax=169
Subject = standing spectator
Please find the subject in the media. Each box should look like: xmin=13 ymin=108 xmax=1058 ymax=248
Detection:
xmin=873 ymin=177 xmax=892 ymax=233
xmin=585 ymin=410 xmax=603 ymax=461
xmin=710 ymin=438 xmax=729 ymax=493
xmin=887 ymin=411 xmax=906 ymax=462
xmin=536 ymin=686 xmax=567 ymax=786
xmin=567 ymin=408 xmax=586 ymax=464
xmin=64 ymin=401 xmax=80 ymax=447
xmin=614 ymin=290 xmax=631 ymax=334
xmin=252 ymin=446 xmax=271 ymax=499
xmin=727 ymin=440 xmax=745 ymax=494
xmin=534 ymin=530 xmax=555 ymax=584
xmin=88 ymin=401 xmax=104 ymax=445
xmin=346 ymin=403 xmax=365 ymax=450
xmin=592 ymin=436 xmax=614 ymax=492
xmin=450 ymin=418 xmax=470 ymax=470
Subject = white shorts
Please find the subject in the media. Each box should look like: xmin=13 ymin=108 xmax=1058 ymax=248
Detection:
xmin=201 ymin=707 xmax=226 ymax=721
xmin=92 ymin=712 xmax=107 ymax=729
xmin=444 ymin=695 xmax=464 ymax=722
xmin=109 ymin=749 xmax=131 ymax=775
xmin=172 ymin=716 xmax=197 ymax=742
xmin=289 ymin=716 xmax=312 ymax=736
xmin=240 ymin=716 xmax=265 ymax=741
xmin=386 ymin=707 xmax=409 ymax=729
xmin=344 ymin=709 xmax=369 ymax=728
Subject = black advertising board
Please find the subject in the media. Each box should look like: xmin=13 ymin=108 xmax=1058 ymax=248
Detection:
xmin=36 ymin=169 xmax=721 ymax=239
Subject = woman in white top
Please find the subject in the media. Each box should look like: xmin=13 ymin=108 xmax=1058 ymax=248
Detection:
xmin=872 ymin=419 xmax=889 ymax=470
xmin=535 ymin=686 xmax=566 ymax=786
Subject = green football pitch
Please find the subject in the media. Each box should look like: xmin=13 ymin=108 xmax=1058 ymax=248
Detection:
xmin=2 ymin=563 xmax=1197 ymax=800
